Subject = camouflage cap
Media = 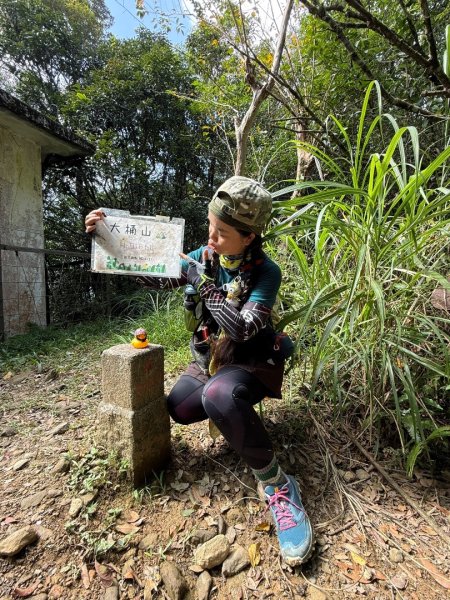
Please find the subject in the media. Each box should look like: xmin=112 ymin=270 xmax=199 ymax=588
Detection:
xmin=208 ymin=176 xmax=272 ymax=235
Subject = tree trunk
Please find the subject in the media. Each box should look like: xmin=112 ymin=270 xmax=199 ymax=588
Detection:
xmin=234 ymin=0 xmax=294 ymax=176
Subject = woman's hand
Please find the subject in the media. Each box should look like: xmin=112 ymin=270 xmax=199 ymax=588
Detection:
xmin=180 ymin=252 xmax=213 ymax=290
xmin=85 ymin=209 xmax=106 ymax=233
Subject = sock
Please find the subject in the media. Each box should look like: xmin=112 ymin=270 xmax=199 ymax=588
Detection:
xmin=252 ymin=455 xmax=288 ymax=487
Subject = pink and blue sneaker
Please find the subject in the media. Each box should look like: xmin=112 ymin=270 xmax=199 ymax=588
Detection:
xmin=260 ymin=475 xmax=314 ymax=566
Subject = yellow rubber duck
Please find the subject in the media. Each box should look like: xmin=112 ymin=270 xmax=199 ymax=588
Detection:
xmin=131 ymin=328 xmax=149 ymax=349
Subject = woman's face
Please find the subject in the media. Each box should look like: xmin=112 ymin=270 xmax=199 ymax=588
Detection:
xmin=208 ymin=212 xmax=255 ymax=256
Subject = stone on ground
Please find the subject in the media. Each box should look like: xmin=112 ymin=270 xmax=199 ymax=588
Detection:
xmin=0 ymin=526 xmax=39 ymax=556
xmin=160 ymin=561 xmax=188 ymax=600
xmin=193 ymin=534 xmax=230 ymax=569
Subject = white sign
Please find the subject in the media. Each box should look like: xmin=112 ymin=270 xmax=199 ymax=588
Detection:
xmin=91 ymin=209 xmax=184 ymax=278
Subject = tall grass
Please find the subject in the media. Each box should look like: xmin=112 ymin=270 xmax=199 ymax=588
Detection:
xmin=269 ymin=82 xmax=450 ymax=472
xmin=0 ymin=291 xmax=190 ymax=375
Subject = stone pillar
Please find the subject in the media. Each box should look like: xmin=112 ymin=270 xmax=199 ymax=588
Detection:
xmin=98 ymin=343 xmax=170 ymax=487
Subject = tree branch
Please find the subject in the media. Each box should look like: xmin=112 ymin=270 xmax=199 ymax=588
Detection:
xmin=419 ymin=0 xmax=439 ymax=67
xmin=342 ymin=0 xmax=450 ymax=90
xmin=398 ymin=0 xmax=421 ymax=50
xmin=300 ymin=0 xmax=448 ymax=115
xmin=234 ymin=0 xmax=295 ymax=175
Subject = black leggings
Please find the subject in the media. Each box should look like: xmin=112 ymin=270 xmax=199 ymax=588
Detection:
xmin=166 ymin=366 xmax=274 ymax=470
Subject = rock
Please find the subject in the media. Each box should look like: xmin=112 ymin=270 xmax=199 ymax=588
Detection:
xmin=80 ymin=490 xmax=98 ymax=506
xmin=160 ymin=561 xmax=188 ymax=600
xmin=389 ymin=547 xmax=404 ymax=563
xmin=21 ymin=491 xmax=48 ymax=510
xmin=104 ymin=585 xmax=119 ymax=600
xmin=355 ymin=468 xmax=368 ymax=480
xmin=216 ymin=515 xmax=227 ymax=535
xmin=222 ymin=545 xmax=250 ymax=577
xmin=48 ymin=584 xmax=65 ymax=598
xmin=52 ymin=457 xmax=70 ymax=474
xmin=44 ymin=369 xmax=58 ymax=382
xmin=431 ymin=282 xmax=450 ymax=311
xmin=390 ymin=572 xmax=408 ymax=590
xmin=225 ymin=571 xmax=247 ymax=596
xmin=34 ymin=525 xmax=53 ymax=541
xmin=196 ymin=570 xmax=212 ymax=600
xmin=342 ymin=470 xmax=356 ymax=483
xmin=223 ymin=507 xmax=244 ymax=525
xmin=12 ymin=458 xmax=30 ymax=471
xmin=0 ymin=526 xmax=39 ymax=556
xmin=122 ymin=558 xmax=135 ymax=579
xmin=139 ymin=532 xmax=160 ymax=550
xmin=191 ymin=529 xmax=216 ymax=545
xmin=225 ymin=527 xmax=236 ymax=545
xmin=56 ymin=401 xmax=81 ymax=412
xmin=30 ymin=594 xmax=48 ymax=600
xmin=189 ymin=564 xmax=204 ymax=574
xmin=193 ymin=534 xmax=230 ymax=570
xmin=0 ymin=427 xmax=17 ymax=437
xmin=46 ymin=489 xmax=63 ymax=498
xmin=307 ymin=588 xmax=327 ymax=600
xmin=68 ymin=498 xmax=83 ymax=518
xmin=49 ymin=422 xmax=69 ymax=436
xmin=122 ymin=547 xmax=136 ymax=561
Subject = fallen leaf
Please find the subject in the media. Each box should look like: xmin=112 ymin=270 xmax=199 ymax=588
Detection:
xmin=388 ymin=524 xmax=402 ymax=539
xmin=417 ymin=557 xmax=450 ymax=589
xmin=350 ymin=551 xmax=366 ymax=567
xmin=255 ymin=522 xmax=271 ymax=532
xmin=189 ymin=485 xmax=211 ymax=507
xmin=373 ymin=569 xmax=387 ymax=581
xmin=143 ymin=565 xmax=161 ymax=588
xmin=144 ymin=577 xmax=158 ymax=592
xmin=3 ymin=516 xmax=18 ymax=525
xmin=94 ymin=561 xmax=115 ymax=587
xmin=81 ymin=563 xmax=90 ymax=590
xmin=182 ymin=509 xmax=195 ymax=517
xmin=334 ymin=561 xmax=371 ymax=584
xmin=3 ymin=371 xmax=13 ymax=380
xmin=343 ymin=542 xmax=362 ymax=554
xmin=436 ymin=505 xmax=450 ymax=516
xmin=335 ymin=560 xmax=353 ymax=572
xmin=419 ymin=477 xmax=435 ymax=488
xmin=115 ymin=523 xmax=140 ymax=535
xmin=170 ymin=481 xmax=190 ymax=492
xmin=334 ymin=553 xmax=349 ymax=561
xmin=420 ymin=525 xmax=438 ymax=537
xmin=248 ymin=542 xmax=261 ymax=567
xmin=13 ymin=582 xmax=39 ymax=597
xmin=208 ymin=419 xmax=221 ymax=440
xmin=246 ymin=576 xmax=261 ymax=591
xmin=123 ymin=510 xmax=140 ymax=523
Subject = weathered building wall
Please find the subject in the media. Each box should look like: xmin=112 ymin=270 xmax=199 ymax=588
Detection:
xmin=0 ymin=124 xmax=46 ymax=337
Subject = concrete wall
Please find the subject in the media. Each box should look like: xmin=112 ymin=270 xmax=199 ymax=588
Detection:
xmin=0 ymin=123 xmax=46 ymax=338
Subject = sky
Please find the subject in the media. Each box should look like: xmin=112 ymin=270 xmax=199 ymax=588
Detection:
xmin=104 ymin=0 xmax=192 ymax=45
xmin=104 ymin=0 xmax=286 ymax=45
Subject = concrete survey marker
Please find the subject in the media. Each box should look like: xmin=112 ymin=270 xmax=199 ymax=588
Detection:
xmin=97 ymin=343 xmax=170 ymax=487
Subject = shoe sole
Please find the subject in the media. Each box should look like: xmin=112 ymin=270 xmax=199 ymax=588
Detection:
xmin=257 ymin=480 xmax=315 ymax=566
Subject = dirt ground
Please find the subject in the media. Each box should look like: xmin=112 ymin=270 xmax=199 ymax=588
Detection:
xmin=1 ymin=361 xmax=450 ymax=599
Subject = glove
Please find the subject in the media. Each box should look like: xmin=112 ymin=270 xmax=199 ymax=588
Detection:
xmin=186 ymin=257 xmax=213 ymax=291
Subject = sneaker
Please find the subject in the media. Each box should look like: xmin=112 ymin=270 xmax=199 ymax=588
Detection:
xmin=259 ymin=475 xmax=314 ymax=566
